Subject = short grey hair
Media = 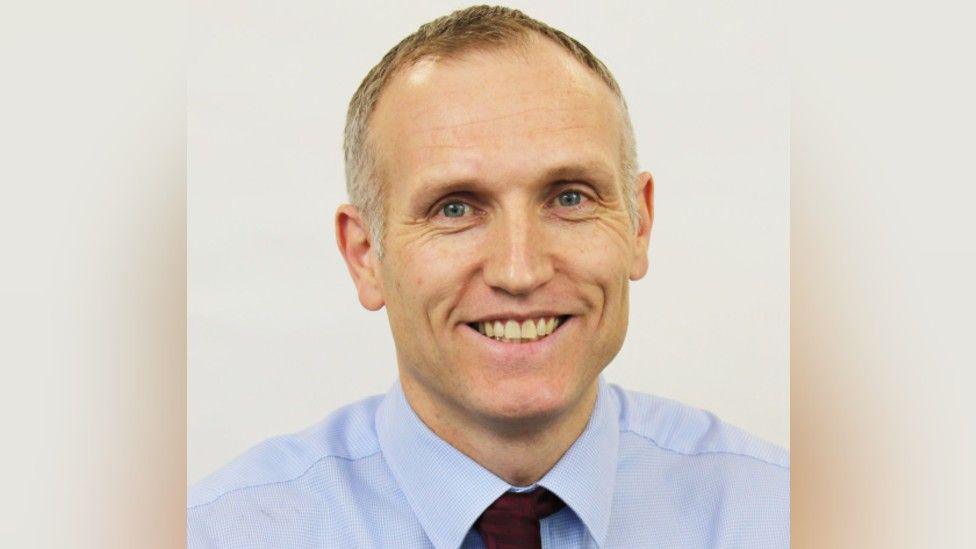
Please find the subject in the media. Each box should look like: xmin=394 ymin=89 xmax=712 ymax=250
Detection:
xmin=343 ymin=5 xmax=639 ymax=255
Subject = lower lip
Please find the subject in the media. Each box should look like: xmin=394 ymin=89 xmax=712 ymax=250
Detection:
xmin=459 ymin=317 xmax=574 ymax=362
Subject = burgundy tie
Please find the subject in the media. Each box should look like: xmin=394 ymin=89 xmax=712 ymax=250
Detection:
xmin=474 ymin=488 xmax=567 ymax=549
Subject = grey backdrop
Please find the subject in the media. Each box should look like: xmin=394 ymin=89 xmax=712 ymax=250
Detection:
xmin=189 ymin=0 xmax=788 ymax=483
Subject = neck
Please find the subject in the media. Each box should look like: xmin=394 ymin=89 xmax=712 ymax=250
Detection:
xmin=400 ymin=378 xmax=599 ymax=486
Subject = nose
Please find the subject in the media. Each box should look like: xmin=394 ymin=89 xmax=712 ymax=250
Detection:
xmin=481 ymin=210 xmax=555 ymax=296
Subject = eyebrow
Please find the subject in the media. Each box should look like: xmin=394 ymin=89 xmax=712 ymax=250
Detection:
xmin=541 ymin=161 xmax=616 ymax=188
xmin=409 ymin=160 xmax=618 ymax=214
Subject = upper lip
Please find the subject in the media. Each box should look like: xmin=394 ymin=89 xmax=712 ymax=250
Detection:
xmin=465 ymin=311 xmax=569 ymax=324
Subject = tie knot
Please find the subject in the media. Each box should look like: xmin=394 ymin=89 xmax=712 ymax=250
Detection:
xmin=475 ymin=488 xmax=566 ymax=549
xmin=485 ymin=488 xmax=566 ymax=521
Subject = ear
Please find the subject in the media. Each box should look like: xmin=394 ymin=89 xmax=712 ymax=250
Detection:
xmin=629 ymin=171 xmax=654 ymax=281
xmin=335 ymin=204 xmax=385 ymax=310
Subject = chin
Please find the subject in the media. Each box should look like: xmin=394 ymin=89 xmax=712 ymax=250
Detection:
xmin=470 ymin=371 xmax=580 ymax=424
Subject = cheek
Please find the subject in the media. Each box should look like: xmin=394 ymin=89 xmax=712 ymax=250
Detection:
xmin=403 ymin=238 xmax=481 ymax=287
xmin=387 ymin=236 xmax=482 ymax=318
xmin=551 ymin=221 xmax=634 ymax=282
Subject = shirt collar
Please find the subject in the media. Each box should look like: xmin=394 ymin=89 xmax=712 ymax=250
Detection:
xmin=536 ymin=378 xmax=618 ymax=547
xmin=375 ymin=377 xmax=619 ymax=549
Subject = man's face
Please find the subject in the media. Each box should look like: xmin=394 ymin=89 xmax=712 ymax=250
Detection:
xmin=365 ymin=38 xmax=652 ymax=425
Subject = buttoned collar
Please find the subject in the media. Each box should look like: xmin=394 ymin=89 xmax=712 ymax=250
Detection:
xmin=375 ymin=377 xmax=619 ymax=549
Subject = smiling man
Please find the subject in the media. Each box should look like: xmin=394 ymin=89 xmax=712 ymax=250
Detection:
xmin=188 ymin=5 xmax=789 ymax=548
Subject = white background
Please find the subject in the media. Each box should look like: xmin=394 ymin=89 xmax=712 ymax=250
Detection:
xmin=189 ymin=0 xmax=788 ymax=483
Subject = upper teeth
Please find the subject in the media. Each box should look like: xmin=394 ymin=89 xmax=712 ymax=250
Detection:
xmin=476 ymin=317 xmax=561 ymax=342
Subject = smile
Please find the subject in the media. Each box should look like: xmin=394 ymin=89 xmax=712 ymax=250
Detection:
xmin=466 ymin=315 xmax=570 ymax=344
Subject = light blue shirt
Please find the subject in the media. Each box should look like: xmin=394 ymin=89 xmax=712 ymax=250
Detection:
xmin=188 ymin=378 xmax=789 ymax=548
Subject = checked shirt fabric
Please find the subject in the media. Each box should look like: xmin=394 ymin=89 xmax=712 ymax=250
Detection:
xmin=188 ymin=377 xmax=789 ymax=548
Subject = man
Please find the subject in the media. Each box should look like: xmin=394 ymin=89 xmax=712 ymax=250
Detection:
xmin=188 ymin=5 xmax=788 ymax=548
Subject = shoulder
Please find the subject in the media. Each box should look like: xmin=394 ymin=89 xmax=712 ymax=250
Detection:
xmin=608 ymin=385 xmax=789 ymax=543
xmin=187 ymin=393 xmax=385 ymax=511
xmin=610 ymin=383 xmax=789 ymax=471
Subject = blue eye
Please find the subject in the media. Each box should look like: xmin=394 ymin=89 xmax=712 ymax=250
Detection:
xmin=441 ymin=201 xmax=468 ymax=218
xmin=556 ymin=191 xmax=583 ymax=207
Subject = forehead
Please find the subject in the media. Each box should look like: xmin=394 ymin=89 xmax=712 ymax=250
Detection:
xmin=369 ymin=38 xmax=624 ymax=193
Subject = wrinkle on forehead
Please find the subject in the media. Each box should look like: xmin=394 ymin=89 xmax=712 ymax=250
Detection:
xmin=421 ymin=109 xmax=605 ymax=150
xmin=395 ymin=84 xmax=611 ymax=149
xmin=421 ymin=103 xmax=577 ymax=134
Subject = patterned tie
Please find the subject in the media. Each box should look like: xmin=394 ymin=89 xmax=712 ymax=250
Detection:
xmin=474 ymin=488 xmax=567 ymax=549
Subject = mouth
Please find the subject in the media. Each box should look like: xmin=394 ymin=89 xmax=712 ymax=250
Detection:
xmin=465 ymin=315 xmax=572 ymax=344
